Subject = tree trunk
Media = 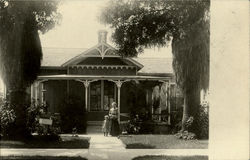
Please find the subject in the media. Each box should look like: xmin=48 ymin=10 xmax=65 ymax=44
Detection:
xmin=3 ymin=12 xmax=31 ymax=139
xmin=181 ymin=94 xmax=188 ymax=131
xmin=181 ymin=88 xmax=200 ymax=134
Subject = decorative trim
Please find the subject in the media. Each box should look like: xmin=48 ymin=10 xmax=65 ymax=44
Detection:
xmin=37 ymin=79 xmax=49 ymax=83
xmin=62 ymin=43 xmax=118 ymax=66
xmin=74 ymin=79 xmax=99 ymax=88
xmin=158 ymin=80 xmax=169 ymax=83
xmin=70 ymin=65 xmax=136 ymax=70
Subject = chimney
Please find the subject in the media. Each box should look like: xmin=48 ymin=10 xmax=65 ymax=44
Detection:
xmin=98 ymin=30 xmax=108 ymax=43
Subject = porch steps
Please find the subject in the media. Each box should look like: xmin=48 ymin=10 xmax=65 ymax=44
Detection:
xmin=87 ymin=121 xmax=103 ymax=134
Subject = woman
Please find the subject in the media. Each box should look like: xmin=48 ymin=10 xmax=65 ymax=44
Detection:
xmin=109 ymin=102 xmax=120 ymax=136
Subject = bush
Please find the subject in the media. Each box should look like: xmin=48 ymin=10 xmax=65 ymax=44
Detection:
xmin=27 ymin=100 xmax=61 ymax=136
xmin=60 ymin=96 xmax=86 ymax=133
xmin=26 ymin=99 xmax=41 ymax=133
xmin=170 ymin=107 xmax=183 ymax=133
xmin=123 ymin=114 xmax=155 ymax=134
xmin=0 ymin=99 xmax=16 ymax=137
xmin=194 ymin=102 xmax=209 ymax=139
xmin=175 ymin=102 xmax=209 ymax=140
xmin=175 ymin=116 xmax=196 ymax=140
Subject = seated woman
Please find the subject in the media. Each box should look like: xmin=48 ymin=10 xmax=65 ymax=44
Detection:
xmin=109 ymin=102 xmax=120 ymax=136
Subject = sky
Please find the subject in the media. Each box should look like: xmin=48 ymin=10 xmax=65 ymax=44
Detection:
xmin=0 ymin=0 xmax=172 ymax=92
xmin=40 ymin=0 xmax=172 ymax=58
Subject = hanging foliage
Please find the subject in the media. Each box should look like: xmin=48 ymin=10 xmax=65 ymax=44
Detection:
xmin=0 ymin=1 xmax=61 ymax=139
xmin=100 ymin=0 xmax=210 ymax=137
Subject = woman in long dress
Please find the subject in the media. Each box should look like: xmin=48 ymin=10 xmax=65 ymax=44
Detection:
xmin=109 ymin=102 xmax=120 ymax=136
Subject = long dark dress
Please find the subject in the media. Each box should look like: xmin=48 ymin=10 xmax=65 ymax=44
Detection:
xmin=109 ymin=108 xmax=120 ymax=136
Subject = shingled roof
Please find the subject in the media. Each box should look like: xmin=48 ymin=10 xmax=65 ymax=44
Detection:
xmin=41 ymin=47 xmax=87 ymax=67
xmin=41 ymin=47 xmax=173 ymax=75
xmin=133 ymin=58 xmax=173 ymax=75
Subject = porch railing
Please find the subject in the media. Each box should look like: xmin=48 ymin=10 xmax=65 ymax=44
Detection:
xmin=151 ymin=113 xmax=170 ymax=123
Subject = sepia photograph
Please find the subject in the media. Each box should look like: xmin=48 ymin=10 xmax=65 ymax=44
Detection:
xmin=0 ymin=0 xmax=248 ymax=160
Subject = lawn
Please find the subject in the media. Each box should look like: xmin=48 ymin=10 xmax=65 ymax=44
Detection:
xmin=0 ymin=156 xmax=87 ymax=160
xmin=133 ymin=155 xmax=208 ymax=160
xmin=119 ymin=135 xmax=208 ymax=149
xmin=0 ymin=135 xmax=90 ymax=148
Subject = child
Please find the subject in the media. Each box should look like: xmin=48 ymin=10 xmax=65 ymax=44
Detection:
xmin=102 ymin=115 xmax=110 ymax=136
xmin=72 ymin=127 xmax=78 ymax=137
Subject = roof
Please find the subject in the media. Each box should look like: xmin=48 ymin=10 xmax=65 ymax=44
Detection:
xmin=41 ymin=47 xmax=87 ymax=67
xmin=41 ymin=47 xmax=173 ymax=75
xmin=134 ymin=58 xmax=173 ymax=75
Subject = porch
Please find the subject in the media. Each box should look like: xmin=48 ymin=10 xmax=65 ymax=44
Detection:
xmin=30 ymin=74 xmax=175 ymax=132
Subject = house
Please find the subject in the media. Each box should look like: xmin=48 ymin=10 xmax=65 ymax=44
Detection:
xmin=31 ymin=30 xmax=182 ymax=132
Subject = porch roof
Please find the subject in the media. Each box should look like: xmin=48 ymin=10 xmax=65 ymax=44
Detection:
xmin=37 ymin=74 xmax=170 ymax=81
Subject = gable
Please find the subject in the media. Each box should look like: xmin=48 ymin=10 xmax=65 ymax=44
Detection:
xmin=61 ymin=43 xmax=143 ymax=69
xmin=77 ymin=57 xmax=127 ymax=65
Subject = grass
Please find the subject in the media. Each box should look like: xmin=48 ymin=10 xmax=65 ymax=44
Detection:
xmin=0 ymin=156 xmax=87 ymax=160
xmin=0 ymin=135 xmax=90 ymax=149
xmin=119 ymin=135 xmax=208 ymax=149
xmin=133 ymin=155 xmax=208 ymax=160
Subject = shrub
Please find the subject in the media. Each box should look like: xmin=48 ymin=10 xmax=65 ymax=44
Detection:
xmin=175 ymin=102 xmax=209 ymax=140
xmin=26 ymin=99 xmax=41 ymax=133
xmin=0 ymin=99 xmax=16 ymax=137
xmin=175 ymin=130 xmax=196 ymax=140
xmin=123 ymin=119 xmax=140 ymax=134
xmin=170 ymin=107 xmax=183 ymax=133
xmin=124 ymin=114 xmax=155 ymax=134
xmin=60 ymin=96 xmax=86 ymax=133
xmin=175 ymin=116 xmax=196 ymax=140
xmin=193 ymin=102 xmax=209 ymax=139
xmin=27 ymin=100 xmax=61 ymax=136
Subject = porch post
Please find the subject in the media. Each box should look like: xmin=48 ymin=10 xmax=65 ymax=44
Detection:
xmin=151 ymin=87 xmax=154 ymax=114
xmin=35 ymin=81 xmax=40 ymax=103
xmin=166 ymin=82 xmax=171 ymax=125
xmin=83 ymin=80 xmax=90 ymax=111
xmin=41 ymin=83 xmax=44 ymax=103
xmin=3 ymin=83 xmax=6 ymax=99
xmin=115 ymin=80 xmax=123 ymax=123
xmin=30 ymin=84 xmax=34 ymax=102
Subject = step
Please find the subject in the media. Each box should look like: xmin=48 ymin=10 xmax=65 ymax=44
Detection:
xmin=87 ymin=121 xmax=103 ymax=126
xmin=87 ymin=126 xmax=102 ymax=134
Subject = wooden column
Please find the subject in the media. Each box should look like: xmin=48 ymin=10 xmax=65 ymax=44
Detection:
xmin=41 ymin=83 xmax=44 ymax=103
xmin=83 ymin=80 xmax=90 ymax=111
xmin=35 ymin=81 xmax=40 ymax=104
xmin=115 ymin=80 xmax=123 ymax=123
xmin=166 ymin=82 xmax=171 ymax=125
xmin=3 ymin=83 xmax=7 ymax=99
xmin=151 ymin=87 xmax=154 ymax=115
xmin=159 ymin=86 xmax=161 ymax=121
xmin=30 ymin=83 xmax=34 ymax=101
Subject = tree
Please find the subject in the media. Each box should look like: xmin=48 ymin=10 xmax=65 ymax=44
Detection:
xmin=0 ymin=1 xmax=61 ymax=139
xmin=100 ymin=0 xmax=209 ymax=137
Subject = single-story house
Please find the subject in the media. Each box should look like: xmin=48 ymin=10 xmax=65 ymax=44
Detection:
xmin=30 ymin=30 xmax=183 ymax=131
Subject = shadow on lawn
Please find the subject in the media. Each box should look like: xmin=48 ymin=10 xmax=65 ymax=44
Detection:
xmin=132 ymin=155 xmax=208 ymax=160
xmin=126 ymin=143 xmax=156 ymax=149
xmin=0 ymin=135 xmax=90 ymax=149
xmin=0 ymin=156 xmax=87 ymax=160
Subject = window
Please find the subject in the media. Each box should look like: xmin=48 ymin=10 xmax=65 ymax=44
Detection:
xmin=90 ymin=81 xmax=102 ymax=111
xmin=90 ymin=80 xmax=115 ymax=111
xmin=103 ymin=81 xmax=115 ymax=111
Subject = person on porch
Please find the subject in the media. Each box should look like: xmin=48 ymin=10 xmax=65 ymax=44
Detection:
xmin=109 ymin=102 xmax=120 ymax=136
